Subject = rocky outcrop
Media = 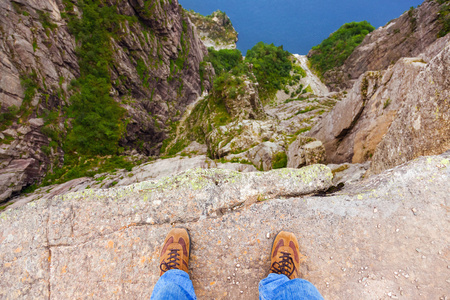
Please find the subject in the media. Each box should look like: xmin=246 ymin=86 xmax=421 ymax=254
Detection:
xmin=287 ymin=136 xmax=326 ymax=168
xmin=1 ymin=152 xmax=449 ymax=299
xmin=310 ymin=38 xmax=450 ymax=174
xmin=367 ymin=38 xmax=450 ymax=175
xmin=320 ymin=0 xmax=445 ymax=90
xmin=0 ymin=0 xmax=211 ymax=201
xmin=223 ymin=75 xmax=266 ymax=121
xmin=187 ymin=10 xmax=238 ymax=50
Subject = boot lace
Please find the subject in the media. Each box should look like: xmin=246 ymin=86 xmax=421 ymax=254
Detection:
xmin=270 ymin=251 xmax=295 ymax=277
xmin=160 ymin=249 xmax=180 ymax=272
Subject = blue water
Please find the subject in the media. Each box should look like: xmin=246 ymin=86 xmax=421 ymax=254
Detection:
xmin=179 ymin=0 xmax=424 ymax=55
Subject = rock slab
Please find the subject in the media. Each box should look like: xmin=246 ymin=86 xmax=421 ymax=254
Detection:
xmin=1 ymin=153 xmax=449 ymax=299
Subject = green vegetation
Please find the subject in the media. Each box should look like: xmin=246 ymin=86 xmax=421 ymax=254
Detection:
xmin=272 ymin=152 xmax=288 ymax=169
xmin=205 ymin=48 xmax=243 ymax=75
xmin=0 ymin=106 xmax=19 ymax=131
xmin=383 ymin=98 xmax=391 ymax=109
xmin=37 ymin=10 xmax=58 ymax=34
xmin=63 ymin=0 xmax=126 ymax=155
xmin=246 ymin=42 xmax=292 ymax=100
xmin=408 ymin=7 xmax=417 ymax=31
xmin=437 ymin=0 xmax=450 ymax=37
xmin=309 ymin=21 xmax=375 ymax=75
xmin=40 ymin=155 xmax=135 ymax=186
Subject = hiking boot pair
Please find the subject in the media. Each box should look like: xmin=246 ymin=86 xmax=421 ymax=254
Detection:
xmin=159 ymin=228 xmax=301 ymax=280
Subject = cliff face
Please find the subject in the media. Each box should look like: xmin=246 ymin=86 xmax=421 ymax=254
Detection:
xmin=309 ymin=34 xmax=450 ymax=174
xmin=0 ymin=0 xmax=211 ymax=201
xmin=320 ymin=0 xmax=444 ymax=90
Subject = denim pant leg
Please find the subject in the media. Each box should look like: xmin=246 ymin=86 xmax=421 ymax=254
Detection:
xmin=150 ymin=269 xmax=197 ymax=300
xmin=259 ymin=273 xmax=324 ymax=300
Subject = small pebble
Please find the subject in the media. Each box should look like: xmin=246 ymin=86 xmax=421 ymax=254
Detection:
xmin=240 ymin=291 xmax=243 ymax=294
xmin=266 ymin=232 xmax=271 ymax=239
xmin=227 ymin=277 xmax=231 ymax=281
xmin=236 ymin=281 xmax=239 ymax=285
xmin=411 ymin=208 xmax=418 ymax=215
xmin=422 ymin=255 xmax=426 ymax=259
xmin=236 ymin=264 xmax=240 ymax=268
xmin=228 ymin=236 xmax=232 ymax=240
xmin=373 ymin=208 xmax=378 ymax=213
xmin=396 ymin=229 xmax=399 ymax=232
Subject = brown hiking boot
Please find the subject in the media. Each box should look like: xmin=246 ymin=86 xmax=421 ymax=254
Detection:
xmin=159 ymin=228 xmax=191 ymax=276
xmin=269 ymin=231 xmax=302 ymax=279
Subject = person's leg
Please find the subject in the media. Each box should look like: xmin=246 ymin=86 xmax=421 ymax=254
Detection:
xmin=151 ymin=269 xmax=196 ymax=300
xmin=259 ymin=231 xmax=324 ymax=300
xmin=259 ymin=273 xmax=323 ymax=300
xmin=150 ymin=228 xmax=197 ymax=300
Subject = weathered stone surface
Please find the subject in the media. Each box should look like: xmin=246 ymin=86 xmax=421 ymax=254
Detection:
xmin=0 ymin=153 xmax=449 ymax=299
xmin=287 ymin=136 xmax=326 ymax=168
xmin=310 ymin=40 xmax=450 ymax=174
xmin=328 ymin=162 xmax=370 ymax=186
xmin=367 ymin=40 xmax=450 ymax=175
xmin=223 ymin=75 xmax=266 ymax=121
xmin=187 ymin=10 xmax=238 ymax=50
xmin=6 ymin=155 xmax=258 ymax=209
xmin=319 ymin=0 xmax=445 ymax=90
xmin=244 ymin=141 xmax=285 ymax=171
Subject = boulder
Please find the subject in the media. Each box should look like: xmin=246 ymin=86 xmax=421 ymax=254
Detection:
xmin=288 ymin=136 xmax=326 ymax=168
xmin=328 ymin=162 xmax=370 ymax=186
xmin=245 ymin=142 xmax=286 ymax=171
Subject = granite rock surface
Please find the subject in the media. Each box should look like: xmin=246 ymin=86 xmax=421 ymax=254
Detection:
xmin=0 ymin=152 xmax=449 ymax=299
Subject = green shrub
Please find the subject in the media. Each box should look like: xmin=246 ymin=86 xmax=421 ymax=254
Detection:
xmin=64 ymin=0 xmax=126 ymax=155
xmin=0 ymin=106 xmax=19 ymax=130
xmin=205 ymin=48 xmax=243 ymax=75
xmin=437 ymin=1 xmax=450 ymax=37
xmin=246 ymin=42 xmax=292 ymax=100
xmin=309 ymin=21 xmax=375 ymax=75
xmin=272 ymin=152 xmax=287 ymax=169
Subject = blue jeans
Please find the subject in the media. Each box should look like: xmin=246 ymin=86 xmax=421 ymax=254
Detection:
xmin=150 ymin=270 xmax=324 ymax=300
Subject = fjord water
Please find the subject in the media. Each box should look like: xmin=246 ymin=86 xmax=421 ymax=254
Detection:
xmin=179 ymin=0 xmax=424 ymax=54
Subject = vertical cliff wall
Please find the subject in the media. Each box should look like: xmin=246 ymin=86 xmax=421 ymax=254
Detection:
xmin=0 ymin=0 xmax=211 ymax=202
